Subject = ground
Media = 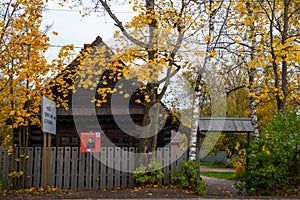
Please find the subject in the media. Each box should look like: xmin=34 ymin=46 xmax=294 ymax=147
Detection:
xmin=0 ymin=177 xmax=241 ymax=200
xmin=1 ymin=166 xmax=298 ymax=199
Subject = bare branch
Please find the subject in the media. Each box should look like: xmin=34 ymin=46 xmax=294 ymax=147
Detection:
xmin=98 ymin=0 xmax=147 ymax=48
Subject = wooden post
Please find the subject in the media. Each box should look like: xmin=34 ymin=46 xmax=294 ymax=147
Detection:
xmin=246 ymin=132 xmax=251 ymax=171
xmin=47 ymin=134 xmax=51 ymax=186
xmin=42 ymin=133 xmax=47 ymax=187
xmin=42 ymin=133 xmax=51 ymax=187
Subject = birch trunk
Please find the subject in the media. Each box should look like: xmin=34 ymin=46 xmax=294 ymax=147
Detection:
xmin=189 ymin=85 xmax=201 ymax=160
xmin=246 ymin=2 xmax=259 ymax=139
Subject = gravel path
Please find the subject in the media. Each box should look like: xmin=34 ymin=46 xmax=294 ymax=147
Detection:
xmin=200 ymin=166 xmax=243 ymax=197
xmin=202 ymin=175 xmax=240 ymax=197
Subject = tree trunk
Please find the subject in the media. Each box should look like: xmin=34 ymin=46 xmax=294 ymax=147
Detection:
xmin=189 ymin=86 xmax=201 ymax=160
xmin=279 ymin=0 xmax=289 ymax=112
xmin=246 ymin=2 xmax=259 ymax=139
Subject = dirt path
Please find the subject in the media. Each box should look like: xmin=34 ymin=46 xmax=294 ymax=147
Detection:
xmin=200 ymin=166 xmax=243 ymax=197
xmin=202 ymin=175 xmax=241 ymax=197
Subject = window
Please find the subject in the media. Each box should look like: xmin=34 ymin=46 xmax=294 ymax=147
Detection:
xmin=61 ymin=136 xmax=80 ymax=146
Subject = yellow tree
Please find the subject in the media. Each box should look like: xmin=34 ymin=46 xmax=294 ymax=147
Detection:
xmin=219 ymin=0 xmax=300 ymax=140
xmin=0 ymin=0 xmax=50 ymax=147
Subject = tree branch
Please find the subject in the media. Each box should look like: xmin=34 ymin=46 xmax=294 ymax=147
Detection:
xmin=98 ymin=0 xmax=147 ymax=48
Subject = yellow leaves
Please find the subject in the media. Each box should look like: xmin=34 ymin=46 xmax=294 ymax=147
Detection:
xmin=135 ymin=99 xmax=142 ymax=104
xmin=235 ymin=142 xmax=240 ymax=151
xmin=204 ymin=35 xmax=211 ymax=41
xmin=144 ymin=95 xmax=151 ymax=103
xmin=132 ymin=5 xmax=138 ymax=12
xmin=124 ymin=93 xmax=130 ymax=98
xmin=8 ymin=170 xmax=24 ymax=178
xmin=113 ymin=31 xmax=120 ymax=38
xmin=210 ymin=51 xmax=216 ymax=57
xmin=52 ymin=31 xmax=58 ymax=35
xmin=248 ymin=92 xmax=255 ymax=97
xmin=1 ymin=135 xmax=12 ymax=148
xmin=9 ymin=110 xmax=16 ymax=116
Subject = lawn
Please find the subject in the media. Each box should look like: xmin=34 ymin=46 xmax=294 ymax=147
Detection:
xmin=200 ymin=161 xmax=227 ymax=167
xmin=200 ymin=171 xmax=235 ymax=180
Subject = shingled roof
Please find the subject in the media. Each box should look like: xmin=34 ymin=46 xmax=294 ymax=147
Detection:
xmin=198 ymin=118 xmax=254 ymax=133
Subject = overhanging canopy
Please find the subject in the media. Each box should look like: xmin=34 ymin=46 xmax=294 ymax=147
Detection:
xmin=198 ymin=118 xmax=254 ymax=133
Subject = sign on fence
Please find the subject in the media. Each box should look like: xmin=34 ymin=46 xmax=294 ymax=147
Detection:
xmin=80 ymin=132 xmax=101 ymax=152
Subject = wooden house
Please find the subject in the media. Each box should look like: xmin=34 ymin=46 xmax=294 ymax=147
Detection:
xmin=24 ymin=36 xmax=178 ymax=148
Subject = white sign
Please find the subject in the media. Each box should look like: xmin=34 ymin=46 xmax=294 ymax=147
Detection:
xmin=42 ymin=96 xmax=56 ymax=135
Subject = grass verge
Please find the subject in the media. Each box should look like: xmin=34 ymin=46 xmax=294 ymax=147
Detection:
xmin=200 ymin=171 xmax=235 ymax=180
xmin=200 ymin=161 xmax=227 ymax=167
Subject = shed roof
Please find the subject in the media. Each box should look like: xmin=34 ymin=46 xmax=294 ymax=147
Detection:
xmin=198 ymin=118 xmax=254 ymax=133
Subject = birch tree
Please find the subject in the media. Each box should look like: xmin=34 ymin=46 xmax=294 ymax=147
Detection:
xmin=188 ymin=0 xmax=232 ymax=160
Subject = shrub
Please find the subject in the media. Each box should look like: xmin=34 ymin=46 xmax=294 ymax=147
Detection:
xmin=170 ymin=160 xmax=207 ymax=196
xmin=133 ymin=158 xmax=164 ymax=186
xmin=234 ymin=110 xmax=300 ymax=196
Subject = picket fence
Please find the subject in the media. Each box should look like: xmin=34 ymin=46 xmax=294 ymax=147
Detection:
xmin=0 ymin=147 xmax=187 ymax=190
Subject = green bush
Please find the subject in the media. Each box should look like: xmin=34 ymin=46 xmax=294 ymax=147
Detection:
xmin=235 ymin=110 xmax=300 ymax=196
xmin=133 ymin=158 xmax=164 ymax=186
xmin=170 ymin=160 xmax=207 ymax=196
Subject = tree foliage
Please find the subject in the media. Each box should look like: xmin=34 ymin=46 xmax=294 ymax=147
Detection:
xmin=222 ymin=0 xmax=300 ymax=112
xmin=234 ymin=110 xmax=300 ymax=195
xmin=0 ymin=0 xmax=51 ymax=145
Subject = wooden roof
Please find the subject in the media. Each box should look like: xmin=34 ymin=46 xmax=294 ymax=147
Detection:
xmin=57 ymin=107 xmax=144 ymax=116
xmin=198 ymin=117 xmax=254 ymax=133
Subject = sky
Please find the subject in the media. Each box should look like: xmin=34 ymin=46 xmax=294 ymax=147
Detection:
xmin=41 ymin=1 xmax=195 ymax=111
xmin=42 ymin=0 xmax=134 ymax=61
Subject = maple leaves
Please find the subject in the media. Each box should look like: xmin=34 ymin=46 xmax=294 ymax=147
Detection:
xmin=0 ymin=0 xmax=51 ymax=138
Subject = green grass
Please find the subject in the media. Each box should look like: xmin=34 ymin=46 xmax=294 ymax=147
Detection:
xmin=200 ymin=161 xmax=227 ymax=167
xmin=200 ymin=171 xmax=235 ymax=180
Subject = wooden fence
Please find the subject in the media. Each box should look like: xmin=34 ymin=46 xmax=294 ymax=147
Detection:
xmin=0 ymin=147 xmax=187 ymax=190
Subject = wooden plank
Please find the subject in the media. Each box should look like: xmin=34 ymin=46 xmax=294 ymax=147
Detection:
xmin=121 ymin=147 xmax=128 ymax=188
xmin=25 ymin=147 xmax=34 ymax=188
xmin=114 ymin=147 xmax=121 ymax=189
xmin=78 ymin=150 xmax=85 ymax=190
xmin=100 ymin=147 xmax=107 ymax=190
xmin=71 ymin=147 xmax=79 ymax=190
xmin=157 ymin=148 xmax=163 ymax=164
xmin=107 ymin=147 xmax=114 ymax=190
xmin=128 ymin=147 xmax=135 ymax=187
xmin=86 ymin=152 xmax=92 ymax=189
xmin=63 ymin=147 xmax=71 ymax=189
xmin=49 ymin=147 xmax=57 ymax=187
xmin=163 ymin=148 xmax=171 ymax=184
xmin=56 ymin=147 xmax=64 ymax=189
xmin=33 ymin=147 xmax=42 ymax=187
xmin=156 ymin=148 xmax=163 ymax=185
xmin=2 ymin=148 xmax=9 ymax=190
xmin=42 ymin=133 xmax=47 ymax=188
xmin=92 ymin=152 xmax=100 ymax=190
xmin=0 ymin=148 xmax=4 ymax=190
xmin=177 ymin=148 xmax=186 ymax=170
xmin=13 ymin=147 xmax=20 ymax=188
